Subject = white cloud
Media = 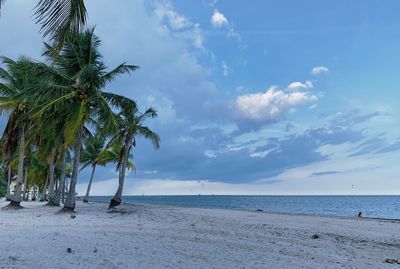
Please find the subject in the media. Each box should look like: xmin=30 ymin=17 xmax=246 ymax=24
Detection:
xmin=250 ymin=149 xmax=272 ymax=158
xmin=305 ymin=80 xmax=314 ymax=88
xmin=154 ymin=1 xmax=205 ymax=49
xmin=211 ymin=10 xmax=229 ymax=28
xmin=287 ymin=82 xmax=307 ymax=91
xmin=287 ymin=80 xmax=314 ymax=91
xmin=154 ymin=2 xmax=190 ymax=30
xmin=236 ymin=86 xmax=318 ymax=122
xmin=204 ymin=150 xmax=217 ymax=158
xmin=222 ymin=61 xmax=230 ymax=76
xmin=210 ymin=9 xmax=245 ymax=49
xmin=311 ymin=66 xmax=329 ymax=75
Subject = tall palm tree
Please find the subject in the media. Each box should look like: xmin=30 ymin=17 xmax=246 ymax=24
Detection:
xmin=80 ymin=134 xmax=108 ymax=203
xmin=0 ymin=0 xmax=87 ymax=50
xmin=109 ymin=107 xmax=160 ymax=209
xmin=29 ymin=28 xmax=138 ymax=211
xmin=0 ymin=56 xmax=39 ymax=208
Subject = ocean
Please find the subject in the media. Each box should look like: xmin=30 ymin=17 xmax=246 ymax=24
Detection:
xmin=89 ymin=195 xmax=400 ymax=219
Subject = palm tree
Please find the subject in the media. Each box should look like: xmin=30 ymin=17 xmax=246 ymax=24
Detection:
xmin=80 ymin=134 xmax=108 ymax=203
xmin=109 ymin=107 xmax=160 ymax=209
xmin=0 ymin=0 xmax=87 ymax=50
xmin=29 ymin=28 xmax=138 ymax=211
xmin=0 ymin=56 xmax=39 ymax=208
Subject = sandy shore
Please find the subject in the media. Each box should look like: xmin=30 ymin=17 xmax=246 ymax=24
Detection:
xmin=0 ymin=199 xmax=399 ymax=269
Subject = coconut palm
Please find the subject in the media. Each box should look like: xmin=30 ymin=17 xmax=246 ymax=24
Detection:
xmin=28 ymin=28 xmax=138 ymax=211
xmin=0 ymin=0 xmax=87 ymax=50
xmin=109 ymin=107 xmax=160 ymax=209
xmin=0 ymin=56 xmax=40 ymax=208
xmin=79 ymin=133 xmax=136 ymax=204
xmin=80 ymin=134 xmax=108 ymax=203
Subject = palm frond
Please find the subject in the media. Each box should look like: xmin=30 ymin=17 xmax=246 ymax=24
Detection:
xmin=0 ymin=0 xmax=5 ymax=15
xmin=34 ymin=0 xmax=87 ymax=49
xmin=138 ymin=126 xmax=160 ymax=149
xmin=103 ymin=63 xmax=139 ymax=83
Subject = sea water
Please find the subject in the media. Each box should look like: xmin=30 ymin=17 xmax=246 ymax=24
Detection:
xmin=89 ymin=195 xmax=400 ymax=219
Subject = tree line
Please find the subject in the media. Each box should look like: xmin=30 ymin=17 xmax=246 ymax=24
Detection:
xmin=0 ymin=1 xmax=160 ymax=211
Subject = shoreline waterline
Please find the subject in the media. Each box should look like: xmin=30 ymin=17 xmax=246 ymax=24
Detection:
xmin=84 ymin=195 xmax=400 ymax=220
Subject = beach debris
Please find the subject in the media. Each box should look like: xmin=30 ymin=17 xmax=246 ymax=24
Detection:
xmin=256 ymin=209 xmax=264 ymax=212
xmin=8 ymin=256 xmax=18 ymax=261
xmin=94 ymin=248 xmax=98 ymax=253
xmin=384 ymin=259 xmax=400 ymax=264
xmin=71 ymin=215 xmax=76 ymax=219
xmin=66 ymin=247 xmax=73 ymax=253
xmin=311 ymin=234 xmax=320 ymax=239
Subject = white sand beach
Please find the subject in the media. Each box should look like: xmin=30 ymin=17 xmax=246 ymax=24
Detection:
xmin=0 ymin=199 xmax=399 ymax=269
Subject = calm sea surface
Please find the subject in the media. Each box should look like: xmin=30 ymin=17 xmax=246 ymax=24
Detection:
xmin=89 ymin=195 xmax=400 ymax=219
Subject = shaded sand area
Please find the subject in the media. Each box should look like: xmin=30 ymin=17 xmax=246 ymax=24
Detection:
xmin=0 ymin=199 xmax=399 ymax=269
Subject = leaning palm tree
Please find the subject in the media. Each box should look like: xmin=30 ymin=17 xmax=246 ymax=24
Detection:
xmin=109 ymin=107 xmax=160 ymax=209
xmin=28 ymin=28 xmax=138 ymax=211
xmin=80 ymin=134 xmax=108 ymax=203
xmin=0 ymin=0 xmax=87 ymax=50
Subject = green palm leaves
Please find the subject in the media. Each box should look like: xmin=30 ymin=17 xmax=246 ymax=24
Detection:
xmin=0 ymin=0 xmax=88 ymax=50
xmin=35 ymin=0 xmax=87 ymax=48
xmin=0 ymin=27 xmax=160 ymax=209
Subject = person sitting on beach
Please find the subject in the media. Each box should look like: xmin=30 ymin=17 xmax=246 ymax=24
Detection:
xmin=357 ymin=212 xmax=363 ymax=218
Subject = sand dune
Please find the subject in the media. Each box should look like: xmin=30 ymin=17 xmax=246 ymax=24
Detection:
xmin=0 ymin=199 xmax=399 ymax=268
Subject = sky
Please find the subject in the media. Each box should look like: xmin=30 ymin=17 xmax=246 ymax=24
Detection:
xmin=1 ymin=0 xmax=400 ymax=195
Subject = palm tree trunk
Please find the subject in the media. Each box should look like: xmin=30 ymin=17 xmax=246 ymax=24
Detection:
xmin=63 ymin=130 xmax=83 ymax=211
xmin=54 ymin=147 xmax=67 ymax=205
xmin=32 ymin=186 xmax=37 ymax=201
xmin=22 ymin=168 xmax=28 ymax=201
xmin=9 ymin=127 xmax=25 ymax=208
xmin=83 ymin=165 xmax=96 ymax=203
xmin=47 ymin=147 xmax=58 ymax=206
xmin=6 ymin=166 xmax=11 ymax=200
xmin=40 ymin=175 xmax=49 ymax=202
xmin=109 ymin=137 xmax=131 ymax=209
xmin=62 ymin=177 xmax=67 ymax=203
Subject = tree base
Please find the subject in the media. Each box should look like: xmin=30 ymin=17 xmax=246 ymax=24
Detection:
xmin=83 ymin=199 xmax=89 ymax=203
xmin=58 ymin=207 xmax=76 ymax=214
xmin=46 ymin=200 xmax=60 ymax=207
xmin=108 ymin=198 xmax=121 ymax=209
xmin=3 ymin=200 xmax=23 ymax=210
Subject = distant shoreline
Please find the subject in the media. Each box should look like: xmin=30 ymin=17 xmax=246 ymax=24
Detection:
xmin=84 ymin=195 xmax=400 ymax=220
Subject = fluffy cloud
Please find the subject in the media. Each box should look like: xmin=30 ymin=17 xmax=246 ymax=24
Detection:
xmin=235 ymin=86 xmax=318 ymax=122
xmin=211 ymin=10 xmax=229 ymax=28
xmin=287 ymin=81 xmax=313 ymax=91
xmin=311 ymin=66 xmax=329 ymax=75
xmin=210 ymin=9 xmax=245 ymax=48
xmin=154 ymin=1 xmax=204 ymax=49
xmin=154 ymin=2 xmax=190 ymax=30
xmin=288 ymin=82 xmax=307 ymax=90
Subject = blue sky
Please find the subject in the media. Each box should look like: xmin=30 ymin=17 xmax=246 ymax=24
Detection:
xmin=1 ymin=0 xmax=400 ymax=195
